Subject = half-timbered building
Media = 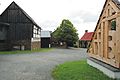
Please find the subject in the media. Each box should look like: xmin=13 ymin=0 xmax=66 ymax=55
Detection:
xmin=88 ymin=0 xmax=120 ymax=69
xmin=0 ymin=1 xmax=41 ymax=50
xmin=87 ymin=0 xmax=120 ymax=78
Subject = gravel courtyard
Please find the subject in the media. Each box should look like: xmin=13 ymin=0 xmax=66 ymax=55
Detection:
xmin=0 ymin=48 xmax=87 ymax=80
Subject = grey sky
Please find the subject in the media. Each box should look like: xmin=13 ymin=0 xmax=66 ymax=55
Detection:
xmin=0 ymin=0 xmax=105 ymax=38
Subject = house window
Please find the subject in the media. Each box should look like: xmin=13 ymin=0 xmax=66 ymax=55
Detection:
xmin=111 ymin=20 xmax=116 ymax=30
xmin=33 ymin=26 xmax=40 ymax=38
xmin=37 ymin=29 xmax=40 ymax=35
xmin=37 ymin=29 xmax=38 ymax=34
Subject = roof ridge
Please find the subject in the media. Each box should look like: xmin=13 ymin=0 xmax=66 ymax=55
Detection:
xmin=12 ymin=2 xmax=41 ymax=28
xmin=86 ymin=32 xmax=94 ymax=33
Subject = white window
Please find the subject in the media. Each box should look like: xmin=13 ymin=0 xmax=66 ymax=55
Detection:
xmin=33 ymin=26 xmax=40 ymax=38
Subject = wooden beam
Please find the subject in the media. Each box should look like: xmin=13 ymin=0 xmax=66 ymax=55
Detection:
xmin=102 ymin=14 xmax=117 ymax=22
xmin=109 ymin=1 xmax=120 ymax=13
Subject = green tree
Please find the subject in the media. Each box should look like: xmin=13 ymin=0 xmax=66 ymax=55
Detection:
xmin=52 ymin=19 xmax=79 ymax=47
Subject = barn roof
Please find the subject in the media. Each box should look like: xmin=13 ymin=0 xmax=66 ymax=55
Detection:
xmin=1 ymin=1 xmax=41 ymax=29
xmin=80 ymin=32 xmax=93 ymax=41
xmin=41 ymin=31 xmax=51 ymax=38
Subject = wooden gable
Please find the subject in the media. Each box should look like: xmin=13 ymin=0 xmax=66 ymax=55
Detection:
xmin=88 ymin=0 xmax=120 ymax=68
xmin=1 ymin=1 xmax=41 ymax=28
xmin=1 ymin=2 xmax=31 ymax=23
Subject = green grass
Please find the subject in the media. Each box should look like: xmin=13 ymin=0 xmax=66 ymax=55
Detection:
xmin=0 ymin=48 xmax=53 ymax=54
xmin=52 ymin=60 xmax=115 ymax=80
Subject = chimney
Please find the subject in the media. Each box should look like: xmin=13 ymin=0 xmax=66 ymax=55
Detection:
xmin=85 ymin=30 xmax=88 ymax=33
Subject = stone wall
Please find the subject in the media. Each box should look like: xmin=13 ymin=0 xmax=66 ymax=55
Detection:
xmin=10 ymin=40 xmax=31 ymax=50
xmin=31 ymin=41 xmax=41 ymax=50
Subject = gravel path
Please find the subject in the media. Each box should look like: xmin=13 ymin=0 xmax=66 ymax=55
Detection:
xmin=0 ymin=48 xmax=87 ymax=80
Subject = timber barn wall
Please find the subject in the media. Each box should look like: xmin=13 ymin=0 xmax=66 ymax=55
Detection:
xmin=0 ymin=2 xmax=41 ymax=50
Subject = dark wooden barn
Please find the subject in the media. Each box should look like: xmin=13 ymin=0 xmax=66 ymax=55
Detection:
xmin=0 ymin=1 xmax=41 ymax=50
xmin=41 ymin=31 xmax=51 ymax=48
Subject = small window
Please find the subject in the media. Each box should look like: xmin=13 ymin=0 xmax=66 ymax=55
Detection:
xmin=37 ymin=29 xmax=39 ymax=34
xmin=111 ymin=20 xmax=116 ymax=30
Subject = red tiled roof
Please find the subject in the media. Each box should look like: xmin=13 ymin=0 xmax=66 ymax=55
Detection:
xmin=80 ymin=32 xmax=94 ymax=41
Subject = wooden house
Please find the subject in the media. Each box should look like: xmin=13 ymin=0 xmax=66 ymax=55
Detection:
xmin=79 ymin=30 xmax=93 ymax=48
xmin=41 ymin=31 xmax=51 ymax=48
xmin=88 ymin=0 xmax=120 ymax=69
xmin=0 ymin=1 xmax=41 ymax=50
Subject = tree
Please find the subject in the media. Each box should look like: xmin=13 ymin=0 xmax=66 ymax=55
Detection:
xmin=52 ymin=19 xmax=79 ymax=47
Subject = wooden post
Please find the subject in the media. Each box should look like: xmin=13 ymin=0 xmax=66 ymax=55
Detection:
xmin=101 ymin=22 xmax=104 ymax=58
xmin=104 ymin=21 xmax=109 ymax=60
xmin=116 ymin=17 xmax=120 ymax=66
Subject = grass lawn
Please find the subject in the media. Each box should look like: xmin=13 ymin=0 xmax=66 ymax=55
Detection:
xmin=52 ymin=60 xmax=115 ymax=80
xmin=0 ymin=48 xmax=53 ymax=54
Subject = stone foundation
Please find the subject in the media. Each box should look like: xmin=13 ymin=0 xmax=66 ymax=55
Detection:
xmin=87 ymin=57 xmax=120 ymax=79
xmin=0 ymin=40 xmax=41 ymax=51
xmin=31 ymin=41 xmax=41 ymax=50
xmin=11 ymin=40 xmax=31 ymax=50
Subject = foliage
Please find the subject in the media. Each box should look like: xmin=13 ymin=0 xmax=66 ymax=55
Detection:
xmin=52 ymin=19 xmax=79 ymax=47
xmin=0 ymin=48 xmax=53 ymax=54
xmin=52 ymin=60 xmax=114 ymax=80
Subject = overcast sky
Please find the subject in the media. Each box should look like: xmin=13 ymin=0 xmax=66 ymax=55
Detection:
xmin=0 ymin=0 xmax=105 ymax=38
